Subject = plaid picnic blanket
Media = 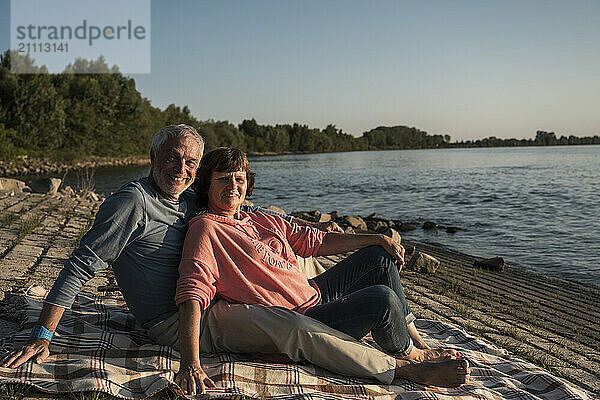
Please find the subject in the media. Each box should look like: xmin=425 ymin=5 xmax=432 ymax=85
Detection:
xmin=0 ymin=287 xmax=590 ymax=400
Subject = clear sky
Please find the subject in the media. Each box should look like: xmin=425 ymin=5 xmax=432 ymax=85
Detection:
xmin=1 ymin=0 xmax=599 ymax=140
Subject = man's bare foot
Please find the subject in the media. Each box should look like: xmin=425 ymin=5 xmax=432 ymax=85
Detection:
xmin=405 ymin=347 xmax=460 ymax=362
xmin=394 ymin=358 xmax=470 ymax=387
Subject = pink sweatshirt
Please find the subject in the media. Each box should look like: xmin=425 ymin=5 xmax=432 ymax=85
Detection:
xmin=175 ymin=211 xmax=326 ymax=313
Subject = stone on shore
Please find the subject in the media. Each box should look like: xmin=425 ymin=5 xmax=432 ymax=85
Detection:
xmin=473 ymin=256 xmax=504 ymax=271
xmin=0 ymin=178 xmax=26 ymax=192
xmin=366 ymin=219 xmax=389 ymax=232
xmin=384 ymin=228 xmax=402 ymax=245
xmin=28 ymin=178 xmax=62 ymax=194
xmin=61 ymin=185 xmax=75 ymax=196
xmin=405 ymin=251 xmax=440 ymax=273
xmin=395 ymin=222 xmax=417 ymax=232
xmin=342 ymin=215 xmax=367 ymax=231
xmin=422 ymin=221 xmax=438 ymax=230
xmin=343 ymin=226 xmax=355 ymax=234
xmin=317 ymin=212 xmax=331 ymax=223
xmin=291 ymin=210 xmax=320 ymax=221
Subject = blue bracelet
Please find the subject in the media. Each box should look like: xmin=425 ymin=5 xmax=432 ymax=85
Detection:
xmin=30 ymin=325 xmax=53 ymax=342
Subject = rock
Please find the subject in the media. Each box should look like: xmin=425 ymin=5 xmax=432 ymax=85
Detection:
xmin=384 ymin=228 xmax=402 ymax=246
xmin=343 ymin=226 xmax=356 ymax=234
xmin=422 ymin=221 xmax=438 ymax=230
xmin=317 ymin=212 xmax=331 ymax=223
xmin=405 ymin=251 xmax=440 ymax=274
xmin=61 ymin=185 xmax=75 ymax=196
xmin=28 ymin=178 xmax=61 ymax=194
xmin=0 ymin=178 xmax=26 ymax=192
xmin=397 ymin=222 xmax=417 ymax=232
xmin=267 ymin=205 xmax=286 ymax=215
xmin=366 ymin=219 xmax=389 ymax=232
xmin=473 ymin=256 xmax=504 ymax=271
xmin=342 ymin=215 xmax=367 ymax=231
xmin=330 ymin=211 xmax=339 ymax=220
xmin=365 ymin=213 xmax=379 ymax=219
xmin=446 ymin=226 xmax=460 ymax=234
xmin=87 ymin=191 xmax=99 ymax=201
xmin=291 ymin=210 xmax=321 ymax=222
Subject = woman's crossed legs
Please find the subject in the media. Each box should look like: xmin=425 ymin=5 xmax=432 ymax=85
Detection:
xmin=305 ymin=246 xmax=468 ymax=386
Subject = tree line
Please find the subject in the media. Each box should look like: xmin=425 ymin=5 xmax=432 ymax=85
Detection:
xmin=1 ymin=51 xmax=598 ymax=161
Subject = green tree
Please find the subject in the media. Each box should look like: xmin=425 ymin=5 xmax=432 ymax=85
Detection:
xmin=13 ymin=74 xmax=66 ymax=153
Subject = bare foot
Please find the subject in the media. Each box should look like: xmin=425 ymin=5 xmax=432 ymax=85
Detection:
xmin=395 ymin=358 xmax=470 ymax=387
xmin=406 ymin=347 xmax=460 ymax=362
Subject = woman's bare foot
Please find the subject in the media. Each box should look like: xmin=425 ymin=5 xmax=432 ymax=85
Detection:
xmin=405 ymin=347 xmax=460 ymax=362
xmin=394 ymin=358 xmax=470 ymax=387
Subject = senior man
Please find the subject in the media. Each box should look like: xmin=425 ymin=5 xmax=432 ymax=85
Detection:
xmin=0 ymin=124 xmax=403 ymax=391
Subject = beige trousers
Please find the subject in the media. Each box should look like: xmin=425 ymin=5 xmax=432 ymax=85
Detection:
xmin=148 ymin=301 xmax=396 ymax=384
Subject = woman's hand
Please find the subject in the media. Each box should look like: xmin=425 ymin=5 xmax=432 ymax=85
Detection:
xmin=175 ymin=362 xmax=216 ymax=395
xmin=378 ymin=234 xmax=405 ymax=268
xmin=316 ymin=221 xmax=343 ymax=233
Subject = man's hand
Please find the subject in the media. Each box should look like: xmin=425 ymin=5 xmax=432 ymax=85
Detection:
xmin=316 ymin=221 xmax=343 ymax=233
xmin=378 ymin=234 xmax=405 ymax=268
xmin=175 ymin=362 xmax=216 ymax=395
xmin=0 ymin=339 xmax=50 ymax=368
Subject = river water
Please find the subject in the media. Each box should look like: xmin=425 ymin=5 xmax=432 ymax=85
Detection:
xmin=64 ymin=145 xmax=600 ymax=287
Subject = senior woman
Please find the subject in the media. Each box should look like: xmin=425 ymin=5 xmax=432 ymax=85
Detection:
xmin=175 ymin=147 xmax=469 ymax=394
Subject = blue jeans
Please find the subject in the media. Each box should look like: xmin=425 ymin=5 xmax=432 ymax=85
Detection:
xmin=305 ymin=246 xmax=415 ymax=356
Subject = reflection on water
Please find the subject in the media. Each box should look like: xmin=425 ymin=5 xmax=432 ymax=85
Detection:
xmin=71 ymin=146 xmax=600 ymax=286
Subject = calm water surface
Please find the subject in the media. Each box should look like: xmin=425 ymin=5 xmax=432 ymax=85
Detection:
xmin=71 ymin=146 xmax=600 ymax=286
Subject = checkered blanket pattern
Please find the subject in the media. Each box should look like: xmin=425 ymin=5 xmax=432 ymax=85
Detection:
xmin=0 ymin=287 xmax=590 ymax=399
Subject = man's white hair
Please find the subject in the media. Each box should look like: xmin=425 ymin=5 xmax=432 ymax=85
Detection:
xmin=151 ymin=124 xmax=204 ymax=156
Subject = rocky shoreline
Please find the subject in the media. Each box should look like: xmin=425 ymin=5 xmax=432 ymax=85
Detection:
xmin=0 ymin=156 xmax=150 ymax=178
xmin=0 ymin=187 xmax=598 ymax=398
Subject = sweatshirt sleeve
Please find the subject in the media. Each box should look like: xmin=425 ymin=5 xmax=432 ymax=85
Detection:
xmin=175 ymin=218 xmax=218 ymax=310
xmin=45 ymin=185 xmax=146 ymax=309
xmin=281 ymin=218 xmax=327 ymax=258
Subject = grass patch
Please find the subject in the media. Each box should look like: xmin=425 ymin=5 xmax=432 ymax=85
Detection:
xmin=153 ymin=387 xmax=186 ymax=400
xmin=498 ymin=324 xmax=527 ymax=341
xmin=69 ymin=391 xmax=108 ymax=400
xmin=0 ymin=213 xmax=18 ymax=228
xmin=17 ymin=215 xmax=41 ymax=238
xmin=462 ymin=320 xmax=487 ymax=337
xmin=453 ymin=302 xmax=473 ymax=318
xmin=0 ymin=383 xmax=31 ymax=400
